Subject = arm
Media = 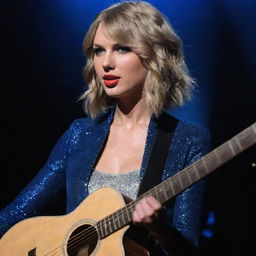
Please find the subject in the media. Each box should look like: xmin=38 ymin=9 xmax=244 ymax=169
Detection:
xmin=172 ymin=125 xmax=211 ymax=247
xmin=133 ymin=124 xmax=211 ymax=255
xmin=0 ymin=122 xmax=76 ymax=238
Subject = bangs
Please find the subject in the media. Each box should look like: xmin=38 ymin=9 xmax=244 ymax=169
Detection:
xmin=100 ymin=12 xmax=140 ymax=47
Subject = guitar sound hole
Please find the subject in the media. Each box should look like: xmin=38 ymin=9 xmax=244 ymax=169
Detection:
xmin=67 ymin=224 xmax=98 ymax=256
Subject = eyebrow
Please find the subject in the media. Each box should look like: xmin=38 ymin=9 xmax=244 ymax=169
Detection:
xmin=92 ymin=44 xmax=103 ymax=48
xmin=92 ymin=43 xmax=128 ymax=48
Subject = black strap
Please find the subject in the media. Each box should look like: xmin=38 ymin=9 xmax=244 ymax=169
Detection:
xmin=137 ymin=112 xmax=178 ymax=196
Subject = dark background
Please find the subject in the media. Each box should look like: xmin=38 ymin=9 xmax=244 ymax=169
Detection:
xmin=1 ymin=0 xmax=255 ymax=255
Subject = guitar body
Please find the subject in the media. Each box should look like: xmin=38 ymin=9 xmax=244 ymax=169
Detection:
xmin=0 ymin=188 xmax=148 ymax=256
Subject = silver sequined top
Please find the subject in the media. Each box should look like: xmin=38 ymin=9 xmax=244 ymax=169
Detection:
xmin=88 ymin=169 xmax=141 ymax=200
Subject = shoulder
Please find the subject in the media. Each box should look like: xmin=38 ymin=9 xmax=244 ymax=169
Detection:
xmin=61 ymin=109 xmax=113 ymax=150
xmin=162 ymin=111 xmax=211 ymax=151
xmin=174 ymin=118 xmax=212 ymax=163
xmin=176 ymin=119 xmax=211 ymax=142
xmin=69 ymin=116 xmax=95 ymax=131
xmin=161 ymin=111 xmax=210 ymax=138
xmin=68 ymin=108 xmax=113 ymax=134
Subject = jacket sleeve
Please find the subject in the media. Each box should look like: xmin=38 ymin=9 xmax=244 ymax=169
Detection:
xmin=172 ymin=125 xmax=211 ymax=247
xmin=0 ymin=122 xmax=76 ymax=238
xmin=150 ymin=123 xmax=211 ymax=256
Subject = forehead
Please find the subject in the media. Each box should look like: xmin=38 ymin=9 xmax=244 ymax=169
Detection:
xmin=93 ymin=24 xmax=117 ymax=46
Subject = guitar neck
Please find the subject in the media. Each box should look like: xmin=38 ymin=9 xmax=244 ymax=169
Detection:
xmin=96 ymin=122 xmax=256 ymax=239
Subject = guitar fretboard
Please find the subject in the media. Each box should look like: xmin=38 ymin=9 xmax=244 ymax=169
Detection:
xmin=96 ymin=122 xmax=256 ymax=239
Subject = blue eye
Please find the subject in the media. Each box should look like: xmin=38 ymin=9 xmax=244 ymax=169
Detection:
xmin=93 ymin=47 xmax=104 ymax=56
xmin=117 ymin=46 xmax=131 ymax=53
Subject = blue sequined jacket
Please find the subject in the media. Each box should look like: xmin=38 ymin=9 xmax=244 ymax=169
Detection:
xmin=0 ymin=109 xmax=211 ymax=255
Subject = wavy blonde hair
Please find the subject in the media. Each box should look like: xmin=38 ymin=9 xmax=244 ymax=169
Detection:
xmin=80 ymin=1 xmax=194 ymax=118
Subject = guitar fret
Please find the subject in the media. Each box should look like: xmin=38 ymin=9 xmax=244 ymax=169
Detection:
xmin=202 ymin=156 xmax=209 ymax=173
xmin=113 ymin=213 xmax=117 ymax=230
xmin=152 ymin=187 xmax=159 ymax=200
xmin=184 ymin=170 xmax=194 ymax=187
xmin=193 ymin=163 xmax=200 ymax=180
xmin=106 ymin=218 xmax=110 ymax=235
xmin=205 ymin=152 xmax=218 ymax=171
xmin=116 ymin=211 xmax=121 ymax=229
xmin=100 ymin=220 xmax=104 ymax=237
xmin=112 ymin=215 xmax=116 ymax=230
xmin=189 ymin=162 xmax=202 ymax=184
xmin=186 ymin=169 xmax=192 ymax=184
xmin=108 ymin=218 xmax=113 ymax=233
xmin=154 ymin=187 xmax=166 ymax=204
xmin=104 ymin=218 xmax=108 ymax=236
xmin=162 ymin=185 xmax=168 ymax=201
xmin=125 ymin=207 xmax=130 ymax=223
xmin=155 ymin=182 xmax=166 ymax=202
xmin=220 ymin=143 xmax=234 ymax=163
xmin=234 ymin=136 xmax=243 ymax=151
xmin=187 ymin=167 xmax=197 ymax=183
xmin=240 ymin=131 xmax=256 ymax=148
xmin=100 ymin=219 xmax=106 ymax=238
xmin=178 ymin=175 xmax=183 ymax=189
xmin=120 ymin=209 xmax=126 ymax=226
xmin=154 ymin=187 xmax=161 ymax=201
xmin=98 ymin=216 xmax=112 ymax=238
xmin=101 ymin=224 xmax=105 ymax=238
xmin=150 ymin=187 xmax=156 ymax=198
xmin=97 ymin=223 xmax=103 ymax=239
xmin=213 ymin=149 xmax=221 ymax=164
xmin=172 ymin=176 xmax=182 ymax=193
xmin=169 ymin=179 xmax=176 ymax=195
xmin=228 ymin=140 xmax=236 ymax=155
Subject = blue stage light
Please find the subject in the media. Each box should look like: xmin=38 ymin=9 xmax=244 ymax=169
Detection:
xmin=207 ymin=210 xmax=216 ymax=226
xmin=201 ymin=228 xmax=214 ymax=238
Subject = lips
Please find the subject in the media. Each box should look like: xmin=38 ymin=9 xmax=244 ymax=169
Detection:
xmin=103 ymin=74 xmax=120 ymax=87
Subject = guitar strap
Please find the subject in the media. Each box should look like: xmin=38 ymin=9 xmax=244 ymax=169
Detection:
xmin=137 ymin=112 xmax=178 ymax=196
xmin=126 ymin=112 xmax=178 ymax=249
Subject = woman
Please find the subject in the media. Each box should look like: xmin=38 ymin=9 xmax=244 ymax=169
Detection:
xmin=0 ymin=1 xmax=211 ymax=255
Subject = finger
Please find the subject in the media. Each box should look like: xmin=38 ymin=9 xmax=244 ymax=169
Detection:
xmin=133 ymin=197 xmax=161 ymax=222
xmin=145 ymin=196 xmax=162 ymax=211
xmin=134 ymin=201 xmax=146 ymax=221
xmin=133 ymin=203 xmax=150 ymax=223
xmin=140 ymin=198 xmax=155 ymax=216
xmin=134 ymin=200 xmax=154 ymax=223
xmin=132 ymin=209 xmax=140 ymax=223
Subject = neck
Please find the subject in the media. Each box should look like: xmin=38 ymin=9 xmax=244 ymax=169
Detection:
xmin=113 ymin=96 xmax=151 ymax=128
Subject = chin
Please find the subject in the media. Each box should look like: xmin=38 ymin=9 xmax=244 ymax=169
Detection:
xmin=104 ymin=87 xmax=123 ymax=96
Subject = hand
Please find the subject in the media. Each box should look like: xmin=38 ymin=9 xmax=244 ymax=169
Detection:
xmin=132 ymin=196 xmax=188 ymax=254
xmin=132 ymin=196 xmax=169 ymax=234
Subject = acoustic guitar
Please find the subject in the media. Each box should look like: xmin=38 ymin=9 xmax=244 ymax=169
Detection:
xmin=0 ymin=122 xmax=255 ymax=256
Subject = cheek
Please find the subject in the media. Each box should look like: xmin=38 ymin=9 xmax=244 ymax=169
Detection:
xmin=119 ymin=56 xmax=147 ymax=76
xmin=130 ymin=61 xmax=148 ymax=81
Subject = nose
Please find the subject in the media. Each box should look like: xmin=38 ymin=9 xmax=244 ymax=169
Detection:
xmin=102 ymin=52 xmax=115 ymax=72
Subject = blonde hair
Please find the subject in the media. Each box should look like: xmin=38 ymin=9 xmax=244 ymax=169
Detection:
xmin=80 ymin=1 xmax=194 ymax=118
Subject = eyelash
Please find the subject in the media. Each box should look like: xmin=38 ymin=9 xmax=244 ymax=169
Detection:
xmin=117 ymin=46 xmax=131 ymax=53
xmin=93 ymin=46 xmax=131 ymax=56
xmin=93 ymin=48 xmax=104 ymax=56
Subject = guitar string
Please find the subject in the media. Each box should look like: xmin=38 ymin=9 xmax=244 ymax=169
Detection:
xmin=44 ymin=131 xmax=255 ymax=256
xmin=43 ymin=130 xmax=255 ymax=255
xmin=45 ymin=131 xmax=256 ymax=256
xmin=46 ymin=231 xmax=99 ymax=256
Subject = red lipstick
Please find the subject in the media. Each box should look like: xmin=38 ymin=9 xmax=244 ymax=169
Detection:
xmin=103 ymin=74 xmax=120 ymax=87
